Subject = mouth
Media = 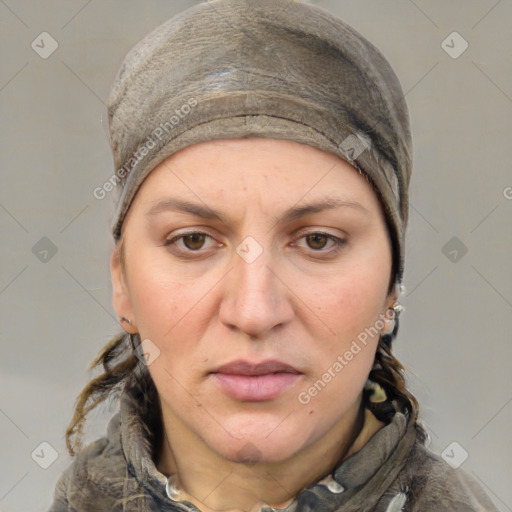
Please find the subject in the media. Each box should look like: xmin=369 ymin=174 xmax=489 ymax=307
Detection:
xmin=210 ymin=359 xmax=302 ymax=402
xmin=212 ymin=359 xmax=301 ymax=376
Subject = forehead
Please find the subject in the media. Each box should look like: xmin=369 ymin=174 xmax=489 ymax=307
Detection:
xmin=137 ymin=138 xmax=379 ymax=209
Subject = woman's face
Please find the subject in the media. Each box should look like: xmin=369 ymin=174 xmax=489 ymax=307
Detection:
xmin=111 ymin=138 xmax=397 ymax=464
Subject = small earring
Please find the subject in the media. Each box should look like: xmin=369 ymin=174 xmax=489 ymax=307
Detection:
xmin=120 ymin=316 xmax=132 ymax=325
xmin=391 ymin=303 xmax=403 ymax=318
xmin=382 ymin=303 xmax=402 ymax=336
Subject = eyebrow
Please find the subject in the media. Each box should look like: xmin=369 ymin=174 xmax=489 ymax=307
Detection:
xmin=145 ymin=196 xmax=370 ymax=226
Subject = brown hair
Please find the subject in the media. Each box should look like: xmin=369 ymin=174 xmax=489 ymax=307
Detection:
xmin=65 ymin=237 xmax=427 ymax=456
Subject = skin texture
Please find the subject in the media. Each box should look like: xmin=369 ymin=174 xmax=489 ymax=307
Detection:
xmin=111 ymin=138 xmax=398 ymax=512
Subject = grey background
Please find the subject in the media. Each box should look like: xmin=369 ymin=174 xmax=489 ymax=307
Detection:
xmin=0 ymin=1 xmax=511 ymax=511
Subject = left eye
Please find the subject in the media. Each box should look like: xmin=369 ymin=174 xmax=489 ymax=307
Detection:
xmin=296 ymin=232 xmax=343 ymax=251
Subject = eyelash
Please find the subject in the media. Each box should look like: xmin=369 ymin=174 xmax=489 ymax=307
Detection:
xmin=164 ymin=230 xmax=346 ymax=257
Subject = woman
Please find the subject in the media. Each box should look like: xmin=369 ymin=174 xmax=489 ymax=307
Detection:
xmin=49 ymin=0 xmax=499 ymax=511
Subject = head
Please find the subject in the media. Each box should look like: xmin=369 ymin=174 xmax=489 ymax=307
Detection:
xmin=110 ymin=137 xmax=399 ymax=462
xmin=65 ymin=0 xmax=424 ymax=457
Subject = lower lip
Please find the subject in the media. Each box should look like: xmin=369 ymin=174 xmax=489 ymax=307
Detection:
xmin=212 ymin=373 xmax=302 ymax=401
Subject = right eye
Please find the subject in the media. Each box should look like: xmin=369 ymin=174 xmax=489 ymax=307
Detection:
xmin=164 ymin=231 xmax=222 ymax=256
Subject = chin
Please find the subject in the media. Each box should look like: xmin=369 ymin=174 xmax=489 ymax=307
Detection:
xmin=205 ymin=424 xmax=310 ymax=466
xmin=221 ymin=442 xmax=299 ymax=465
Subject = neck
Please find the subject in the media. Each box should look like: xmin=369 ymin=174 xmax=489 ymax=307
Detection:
xmin=154 ymin=396 xmax=367 ymax=512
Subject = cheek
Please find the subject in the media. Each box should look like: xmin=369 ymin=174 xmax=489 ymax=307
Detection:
xmin=126 ymin=253 xmax=220 ymax=358
xmin=295 ymin=278 xmax=382 ymax=418
xmin=125 ymin=252 xmax=185 ymax=342
xmin=130 ymin=278 xmax=176 ymax=332
xmin=297 ymin=268 xmax=387 ymax=342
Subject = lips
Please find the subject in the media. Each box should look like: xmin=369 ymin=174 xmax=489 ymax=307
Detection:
xmin=210 ymin=359 xmax=302 ymax=401
xmin=211 ymin=359 xmax=301 ymax=376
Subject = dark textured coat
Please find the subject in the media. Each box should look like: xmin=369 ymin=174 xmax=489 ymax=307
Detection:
xmin=48 ymin=380 xmax=499 ymax=512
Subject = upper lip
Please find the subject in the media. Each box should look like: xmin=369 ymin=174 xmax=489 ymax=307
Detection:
xmin=211 ymin=359 xmax=301 ymax=376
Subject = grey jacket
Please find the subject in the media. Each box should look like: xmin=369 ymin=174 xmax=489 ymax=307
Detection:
xmin=48 ymin=381 xmax=499 ymax=512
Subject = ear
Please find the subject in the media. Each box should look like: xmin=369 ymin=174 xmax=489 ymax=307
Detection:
xmin=381 ymin=283 xmax=400 ymax=335
xmin=385 ymin=283 xmax=399 ymax=310
xmin=110 ymin=242 xmax=137 ymax=333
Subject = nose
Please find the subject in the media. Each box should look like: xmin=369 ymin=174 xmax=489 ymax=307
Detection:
xmin=218 ymin=245 xmax=294 ymax=340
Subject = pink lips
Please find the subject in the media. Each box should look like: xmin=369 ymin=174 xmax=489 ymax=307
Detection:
xmin=210 ymin=359 xmax=302 ymax=402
